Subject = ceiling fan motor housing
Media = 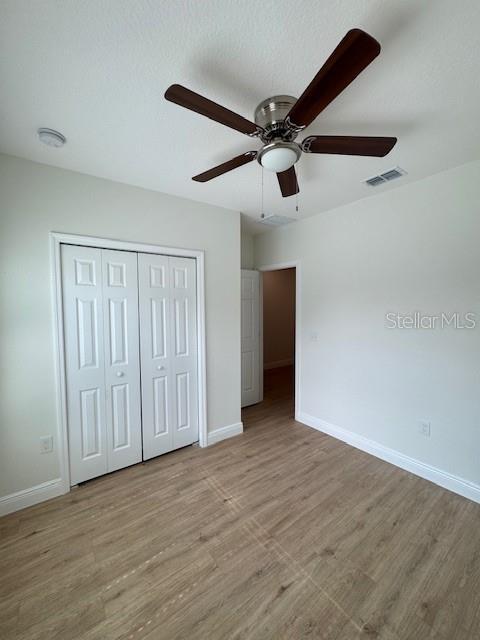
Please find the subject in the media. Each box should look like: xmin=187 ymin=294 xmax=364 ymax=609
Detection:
xmin=254 ymin=95 xmax=298 ymax=142
xmin=254 ymin=95 xmax=302 ymax=171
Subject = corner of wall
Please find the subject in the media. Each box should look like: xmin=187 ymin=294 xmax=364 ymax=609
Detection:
xmin=207 ymin=422 xmax=243 ymax=446
xmin=296 ymin=411 xmax=480 ymax=505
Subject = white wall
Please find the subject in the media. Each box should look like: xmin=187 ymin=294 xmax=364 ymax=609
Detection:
xmin=254 ymin=160 xmax=480 ymax=493
xmin=263 ymin=269 xmax=295 ymax=369
xmin=0 ymin=154 xmax=241 ymax=501
xmin=241 ymin=230 xmax=254 ymax=269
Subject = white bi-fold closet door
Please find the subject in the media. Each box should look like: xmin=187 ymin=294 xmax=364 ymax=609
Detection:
xmin=138 ymin=253 xmax=198 ymax=459
xmin=62 ymin=245 xmax=142 ymax=484
xmin=61 ymin=245 xmax=198 ymax=485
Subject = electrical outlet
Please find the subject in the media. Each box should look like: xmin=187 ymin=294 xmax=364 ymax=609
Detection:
xmin=310 ymin=331 xmax=318 ymax=342
xmin=418 ymin=421 xmax=431 ymax=437
xmin=40 ymin=435 xmax=53 ymax=454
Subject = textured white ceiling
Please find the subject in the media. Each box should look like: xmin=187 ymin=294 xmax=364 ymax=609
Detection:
xmin=1 ymin=0 xmax=479 ymax=234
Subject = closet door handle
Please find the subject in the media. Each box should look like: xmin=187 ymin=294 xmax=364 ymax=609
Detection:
xmin=157 ymin=365 xmax=165 ymax=371
xmin=116 ymin=371 xmax=124 ymax=377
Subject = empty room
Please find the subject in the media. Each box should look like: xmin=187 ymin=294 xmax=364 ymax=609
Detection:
xmin=1 ymin=1 xmax=479 ymax=639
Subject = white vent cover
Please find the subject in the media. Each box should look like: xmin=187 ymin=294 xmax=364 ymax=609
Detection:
xmin=364 ymin=166 xmax=407 ymax=187
xmin=259 ymin=213 xmax=297 ymax=226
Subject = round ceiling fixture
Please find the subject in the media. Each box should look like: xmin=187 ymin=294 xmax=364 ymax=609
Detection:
xmin=257 ymin=141 xmax=301 ymax=173
xmin=37 ymin=128 xmax=66 ymax=147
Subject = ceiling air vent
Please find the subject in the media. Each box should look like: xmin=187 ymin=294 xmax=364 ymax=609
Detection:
xmin=364 ymin=166 xmax=407 ymax=187
xmin=259 ymin=213 xmax=297 ymax=226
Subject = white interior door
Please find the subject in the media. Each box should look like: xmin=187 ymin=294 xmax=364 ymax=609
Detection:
xmin=101 ymin=249 xmax=142 ymax=472
xmin=169 ymin=257 xmax=199 ymax=449
xmin=138 ymin=254 xmax=198 ymax=459
xmin=138 ymin=254 xmax=170 ymax=458
xmin=62 ymin=245 xmax=108 ymax=484
xmin=62 ymin=245 xmax=142 ymax=484
xmin=241 ymin=269 xmax=261 ymax=407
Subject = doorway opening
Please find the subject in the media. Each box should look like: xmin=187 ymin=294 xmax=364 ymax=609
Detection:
xmin=241 ymin=264 xmax=297 ymax=427
xmin=262 ymin=267 xmax=296 ymax=416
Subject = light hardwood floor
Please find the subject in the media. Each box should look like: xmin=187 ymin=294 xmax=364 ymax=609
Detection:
xmin=1 ymin=366 xmax=479 ymax=639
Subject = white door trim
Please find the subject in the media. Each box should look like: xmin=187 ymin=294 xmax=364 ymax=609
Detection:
xmin=50 ymin=232 xmax=207 ymax=494
xmin=257 ymin=261 xmax=301 ymax=419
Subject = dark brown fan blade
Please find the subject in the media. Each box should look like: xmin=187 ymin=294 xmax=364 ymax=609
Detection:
xmin=165 ymin=84 xmax=260 ymax=136
xmin=192 ymin=151 xmax=257 ymax=182
xmin=302 ymin=135 xmax=397 ymax=157
xmin=286 ymin=29 xmax=381 ymax=129
xmin=277 ymin=166 xmax=299 ymax=197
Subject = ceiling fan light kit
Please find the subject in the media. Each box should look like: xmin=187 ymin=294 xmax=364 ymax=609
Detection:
xmin=257 ymin=140 xmax=301 ymax=172
xmin=165 ymin=28 xmax=398 ymax=198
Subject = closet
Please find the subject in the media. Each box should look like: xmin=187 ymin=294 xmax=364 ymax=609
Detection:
xmin=61 ymin=244 xmax=198 ymax=485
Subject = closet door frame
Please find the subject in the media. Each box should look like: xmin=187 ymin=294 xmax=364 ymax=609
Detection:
xmin=51 ymin=232 xmax=207 ymax=494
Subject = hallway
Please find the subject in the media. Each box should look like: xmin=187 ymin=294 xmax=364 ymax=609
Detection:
xmin=242 ymin=365 xmax=295 ymax=431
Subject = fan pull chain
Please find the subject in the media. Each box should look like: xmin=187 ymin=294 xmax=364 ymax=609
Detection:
xmin=261 ymin=167 xmax=264 ymax=219
xmin=295 ymin=163 xmax=300 ymax=217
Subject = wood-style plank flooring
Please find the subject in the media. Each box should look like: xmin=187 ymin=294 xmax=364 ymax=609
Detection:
xmin=1 ymin=366 xmax=480 ymax=639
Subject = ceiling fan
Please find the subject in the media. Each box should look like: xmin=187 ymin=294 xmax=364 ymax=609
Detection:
xmin=165 ymin=29 xmax=397 ymax=197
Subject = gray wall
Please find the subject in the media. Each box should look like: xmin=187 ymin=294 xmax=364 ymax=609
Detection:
xmin=0 ymin=154 xmax=241 ymax=498
xmin=255 ymin=160 xmax=480 ymax=487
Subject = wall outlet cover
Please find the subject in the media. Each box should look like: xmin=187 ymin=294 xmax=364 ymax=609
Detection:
xmin=418 ymin=421 xmax=431 ymax=437
xmin=40 ymin=435 xmax=54 ymax=453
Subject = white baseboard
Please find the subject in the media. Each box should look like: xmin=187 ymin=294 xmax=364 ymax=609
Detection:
xmin=0 ymin=423 xmax=244 ymax=516
xmin=207 ymin=422 xmax=243 ymax=446
xmin=296 ymin=411 xmax=480 ymax=504
xmin=0 ymin=478 xmax=66 ymax=517
xmin=264 ymin=358 xmax=294 ymax=371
